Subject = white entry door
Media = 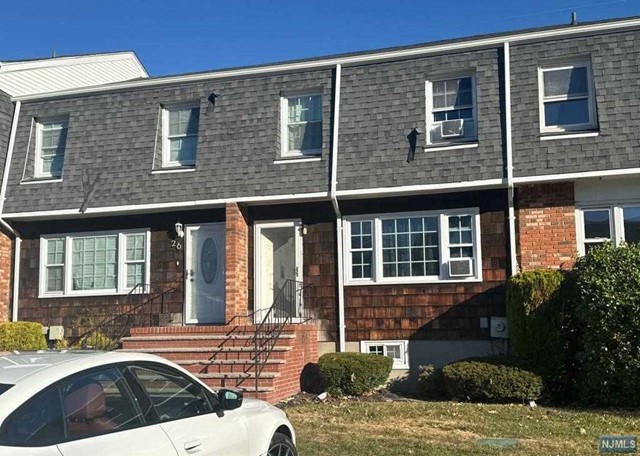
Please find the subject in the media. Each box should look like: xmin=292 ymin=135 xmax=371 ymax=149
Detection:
xmin=254 ymin=220 xmax=303 ymax=322
xmin=185 ymin=223 xmax=225 ymax=324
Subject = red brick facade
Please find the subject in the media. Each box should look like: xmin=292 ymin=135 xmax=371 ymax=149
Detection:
xmin=516 ymin=183 xmax=576 ymax=271
xmin=0 ymin=231 xmax=12 ymax=322
xmin=225 ymin=203 xmax=249 ymax=322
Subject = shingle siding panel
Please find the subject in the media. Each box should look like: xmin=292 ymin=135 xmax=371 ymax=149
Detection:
xmin=0 ymin=90 xmax=14 ymax=184
xmin=336 ymin=48 xmax=505 ymax=191
xmin=511 ymin=29 xmax=640 ymax=177
xmin=4 ymin=70 xmax=334 ymax=213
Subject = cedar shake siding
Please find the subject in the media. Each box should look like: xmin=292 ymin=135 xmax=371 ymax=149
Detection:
xmin=340 ymin=190 xmax=508 ymax=341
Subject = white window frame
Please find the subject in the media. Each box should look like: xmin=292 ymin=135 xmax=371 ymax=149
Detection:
xmin=425 ymin=74 xmax=477 ymax=146
xmin=39 ymin=229 xmax=151 ymax=298
xmin=360 ymin=340 xmax=409 ymax=369
xmin=538 ymin=61 xmax=597 ymax=133
xmin=576 ymin=204 xmax=640 ymax=256
xmin=34 ymin=117 xmax=68 ymax=179
xmin=280 ymin=93 xmax=323 ymax=157
xmin=161 ymin=102 xmax=200 ymax=168
xmin=343 ymin=208 xmax=482 ymax=285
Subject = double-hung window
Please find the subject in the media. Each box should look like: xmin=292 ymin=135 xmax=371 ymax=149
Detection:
xmin=36 ymin=118 xmax=68 ymax=178
xmin=539 ymin=62 xmax=597 ymax=132
xmin=40 ymin=230 xmax=149 ymax=297
xmin=281 ymin=94 xmax=322 ymax=156
xmin=162 ymin=104 xmax=200 ymax=167
xmin=578 ymin=205 xmax=640 ymax=255
xmin=426 ymin=76 xmax=476 ymax=144
xmin=344 ymin=209 xmax=482 ymax=284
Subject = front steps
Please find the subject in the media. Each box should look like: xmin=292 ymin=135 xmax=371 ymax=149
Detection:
xmin=121 ymin=324 xmax=318 ymax=402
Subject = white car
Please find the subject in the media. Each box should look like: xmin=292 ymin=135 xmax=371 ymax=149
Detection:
xmin=0 ymin=351 xmax=297 ymax=456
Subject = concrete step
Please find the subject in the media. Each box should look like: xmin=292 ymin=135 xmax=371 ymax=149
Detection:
xmin=122 ymin=336 xmax=295 ymax=350
xmin=197 ymin=372 xmax=279 ymax=380
xmin=120 ymin=346 xmax=291 ymax=361
xmin=175 ymin=359 xmax=285 ymax=366
xmin=122 ymin=334 xmax=295 ymax=342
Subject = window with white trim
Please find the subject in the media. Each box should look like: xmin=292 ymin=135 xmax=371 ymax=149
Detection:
xmin=344 ymin=210 xmax=481 ymax=284
xmin=40 ymin=230 xmax=149 ymax=297
xmin=539 ymin=62 xmax=597 ymax=132
xmin=35 ymin=118 xmax=68 ymax=178
xmin=360 ymin=340 xmax=409 ymax=369
xmin=426 ymin=76 xmax=476 ymax=144
xmin=162 ymin=104 xmax=200 ymax=167
xmin=281 ymin=94 xmax=322 ymax=156
xmin=578 ymin=205 xmax=640 ymax=255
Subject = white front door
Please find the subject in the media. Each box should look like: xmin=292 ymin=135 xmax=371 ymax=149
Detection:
xmin=185 ymin=223 xmax=225 ymax=324
xmin=254 ymin=220 xmax=303 ymax=322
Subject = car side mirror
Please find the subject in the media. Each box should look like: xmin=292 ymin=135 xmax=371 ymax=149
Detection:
xmin=218 ymin=388 xmax=243 ymax=411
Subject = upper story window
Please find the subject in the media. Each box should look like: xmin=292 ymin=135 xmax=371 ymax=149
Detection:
xmin=426 ymin=76 xmax=476 ymax=144
xmin=162 ymin=103 xmax=200 ymax=167
xmin=539 ymin=62 xmax=597 ymax=132
xmin=281 ymin=94 xmax=322 ymax=157
xmin=35 ymin=118 xmax=68 ymax=178
xmin=344 ymin=209 xmax=482 ymax=285
xmin=40 ymin=229 xmax=149 ymax=298
xmin=578 ymin=205 xmax=640 ymax=255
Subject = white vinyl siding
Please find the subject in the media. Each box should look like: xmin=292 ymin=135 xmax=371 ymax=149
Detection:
xmin=360 ymin=340 xmax=409 ymax=369
xmin=35 ymin=119 xmax=68 ymax=178
xmin=426 ymin=75 xmax=477 ymax=144
xmin=344 ymin=209 xmax=482 ymax=284
xmin=162 ymin=104 xmax=200 ymax=167
xmin=39 ymin=230 xmax=150 ymax=297
xmin=539 ymin=62 xmax=597 ymax=132
xmin=281 ymin=94 xmax=322 ymax=156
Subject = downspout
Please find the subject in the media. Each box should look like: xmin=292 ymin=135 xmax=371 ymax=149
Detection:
xmin=503 ymin=43 xmax=518 ymax=276
xmin=329 ymin=64 xmax=346 ymax=352
xmin=0 ymin=101 xmax=22 ymax=320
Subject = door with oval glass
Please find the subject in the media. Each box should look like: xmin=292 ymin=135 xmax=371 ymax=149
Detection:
xmin=184 ymin=223 xmax=225 ymax=324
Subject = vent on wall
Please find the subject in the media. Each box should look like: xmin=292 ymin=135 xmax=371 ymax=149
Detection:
xmin=448 ymin=258 xmax=473 ymax=277
xmin=440 ymin=119 xmax=464 ymax=138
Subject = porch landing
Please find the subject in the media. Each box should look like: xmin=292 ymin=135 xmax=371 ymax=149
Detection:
xmin=121 ymin=324 xmax=318 ymax=403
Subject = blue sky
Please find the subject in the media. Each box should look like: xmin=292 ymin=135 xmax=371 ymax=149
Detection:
xmin=2 ymin=1 xmax=639 ymax=76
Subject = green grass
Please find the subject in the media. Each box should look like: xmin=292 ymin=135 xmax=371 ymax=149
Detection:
xmin=286 ymin=401 xmax=639 ymax=455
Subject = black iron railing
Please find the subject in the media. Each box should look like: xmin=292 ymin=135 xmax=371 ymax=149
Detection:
xmin=75 ymin=284 xmax=176 ymax=347
xmin=249 ymin=279 xmax=313 ymax=394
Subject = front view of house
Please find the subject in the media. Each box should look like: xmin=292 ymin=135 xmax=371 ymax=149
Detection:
xmin=1 ymin=16 xmax=639 ymax=400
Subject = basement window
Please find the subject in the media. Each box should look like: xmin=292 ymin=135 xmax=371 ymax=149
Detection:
xmin=360 ymin=340 xmax=409 ymax=369
xmin=39 ymin=230 xmax=150 ymax=297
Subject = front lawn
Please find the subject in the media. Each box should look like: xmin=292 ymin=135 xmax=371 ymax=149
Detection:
xmin=286 ymin=400 xmax=639 ymax=455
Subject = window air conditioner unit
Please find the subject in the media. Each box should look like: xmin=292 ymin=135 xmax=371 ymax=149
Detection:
xmin=448 ymin=257 xmax=473 ymax=277
xmin=440 ymin=119 xmax=464 ymax=138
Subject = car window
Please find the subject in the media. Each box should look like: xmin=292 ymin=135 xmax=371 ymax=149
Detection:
xmin=0 ymin=384 xmax=12 ymax=395
xmin=61 ymin=367 xmax=143 ymax=440
xmin=130 ymin=365 xmax=213 ymax=422
xmin=0 ymin=386 xmax=65 ymax=447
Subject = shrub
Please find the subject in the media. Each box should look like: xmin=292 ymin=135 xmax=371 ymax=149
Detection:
xmin=319 ymin=352 xmax=393 ymax=396
xmin=75 ymin=331 xmax=118 ymax=351
xmin=417 ymin=365 xmax=445 ymax=399
xmin=0 ymin=322 xmax=47 ymax=351
xmin=505 ymin=269 xmax=579 ymax=400
xmin=574 ymin=242 xmax=640 ymax=407
xmin=441 ymin=358 xmax=543 ymax=403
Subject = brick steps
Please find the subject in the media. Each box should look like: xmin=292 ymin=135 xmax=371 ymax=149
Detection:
xmin=121 ymin=324 xmax=318 ymax=403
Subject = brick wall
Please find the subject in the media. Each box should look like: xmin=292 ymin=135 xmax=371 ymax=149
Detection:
xmin=516 ymin=182 xmax=576 ymax=271
xmin=0 ymin=232 xmax=12 ymax=322
xmin=225 ymin=203 xmax=249 ymax=322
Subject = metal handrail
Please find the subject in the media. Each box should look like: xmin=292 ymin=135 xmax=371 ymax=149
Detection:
xmin=247 ymin=279 xmax=313 ymax=394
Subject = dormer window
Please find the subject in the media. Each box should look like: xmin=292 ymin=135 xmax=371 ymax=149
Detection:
xmin=426 ymin=76 xmax=477 ymax=145
xmin=35 ymin=118 xmax=68 ymax=178
xmin=281 ymin=94 xmax=322 ymax=157
xmin=162 ymin=103 xmax=200 ymax=168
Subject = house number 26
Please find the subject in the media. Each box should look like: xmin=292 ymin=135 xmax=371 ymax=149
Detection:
xmin=171 ymin=239 xmax=183 ymax=250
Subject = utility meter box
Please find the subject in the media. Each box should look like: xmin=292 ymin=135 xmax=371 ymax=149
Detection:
xmin=48 ymin=326 xmax=65 ymax=340
xmin=490 ymin=317 xmax=509 ymax=339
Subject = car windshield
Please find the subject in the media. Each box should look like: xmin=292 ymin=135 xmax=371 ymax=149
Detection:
xmin=0 ymin=384 xmax=13 ymax=395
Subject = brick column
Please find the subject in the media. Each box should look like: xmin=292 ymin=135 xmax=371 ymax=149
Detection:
xmin=0 ymin=231 xmax=12 ymax=322
xmin=225 ymin=203 xmax=249 ymax=323
xmin=516 ymin=182 xmax=576 ymax=271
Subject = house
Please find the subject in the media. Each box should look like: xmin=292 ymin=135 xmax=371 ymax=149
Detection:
xmin=0 ymin=17 xmax=639 ymax=401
